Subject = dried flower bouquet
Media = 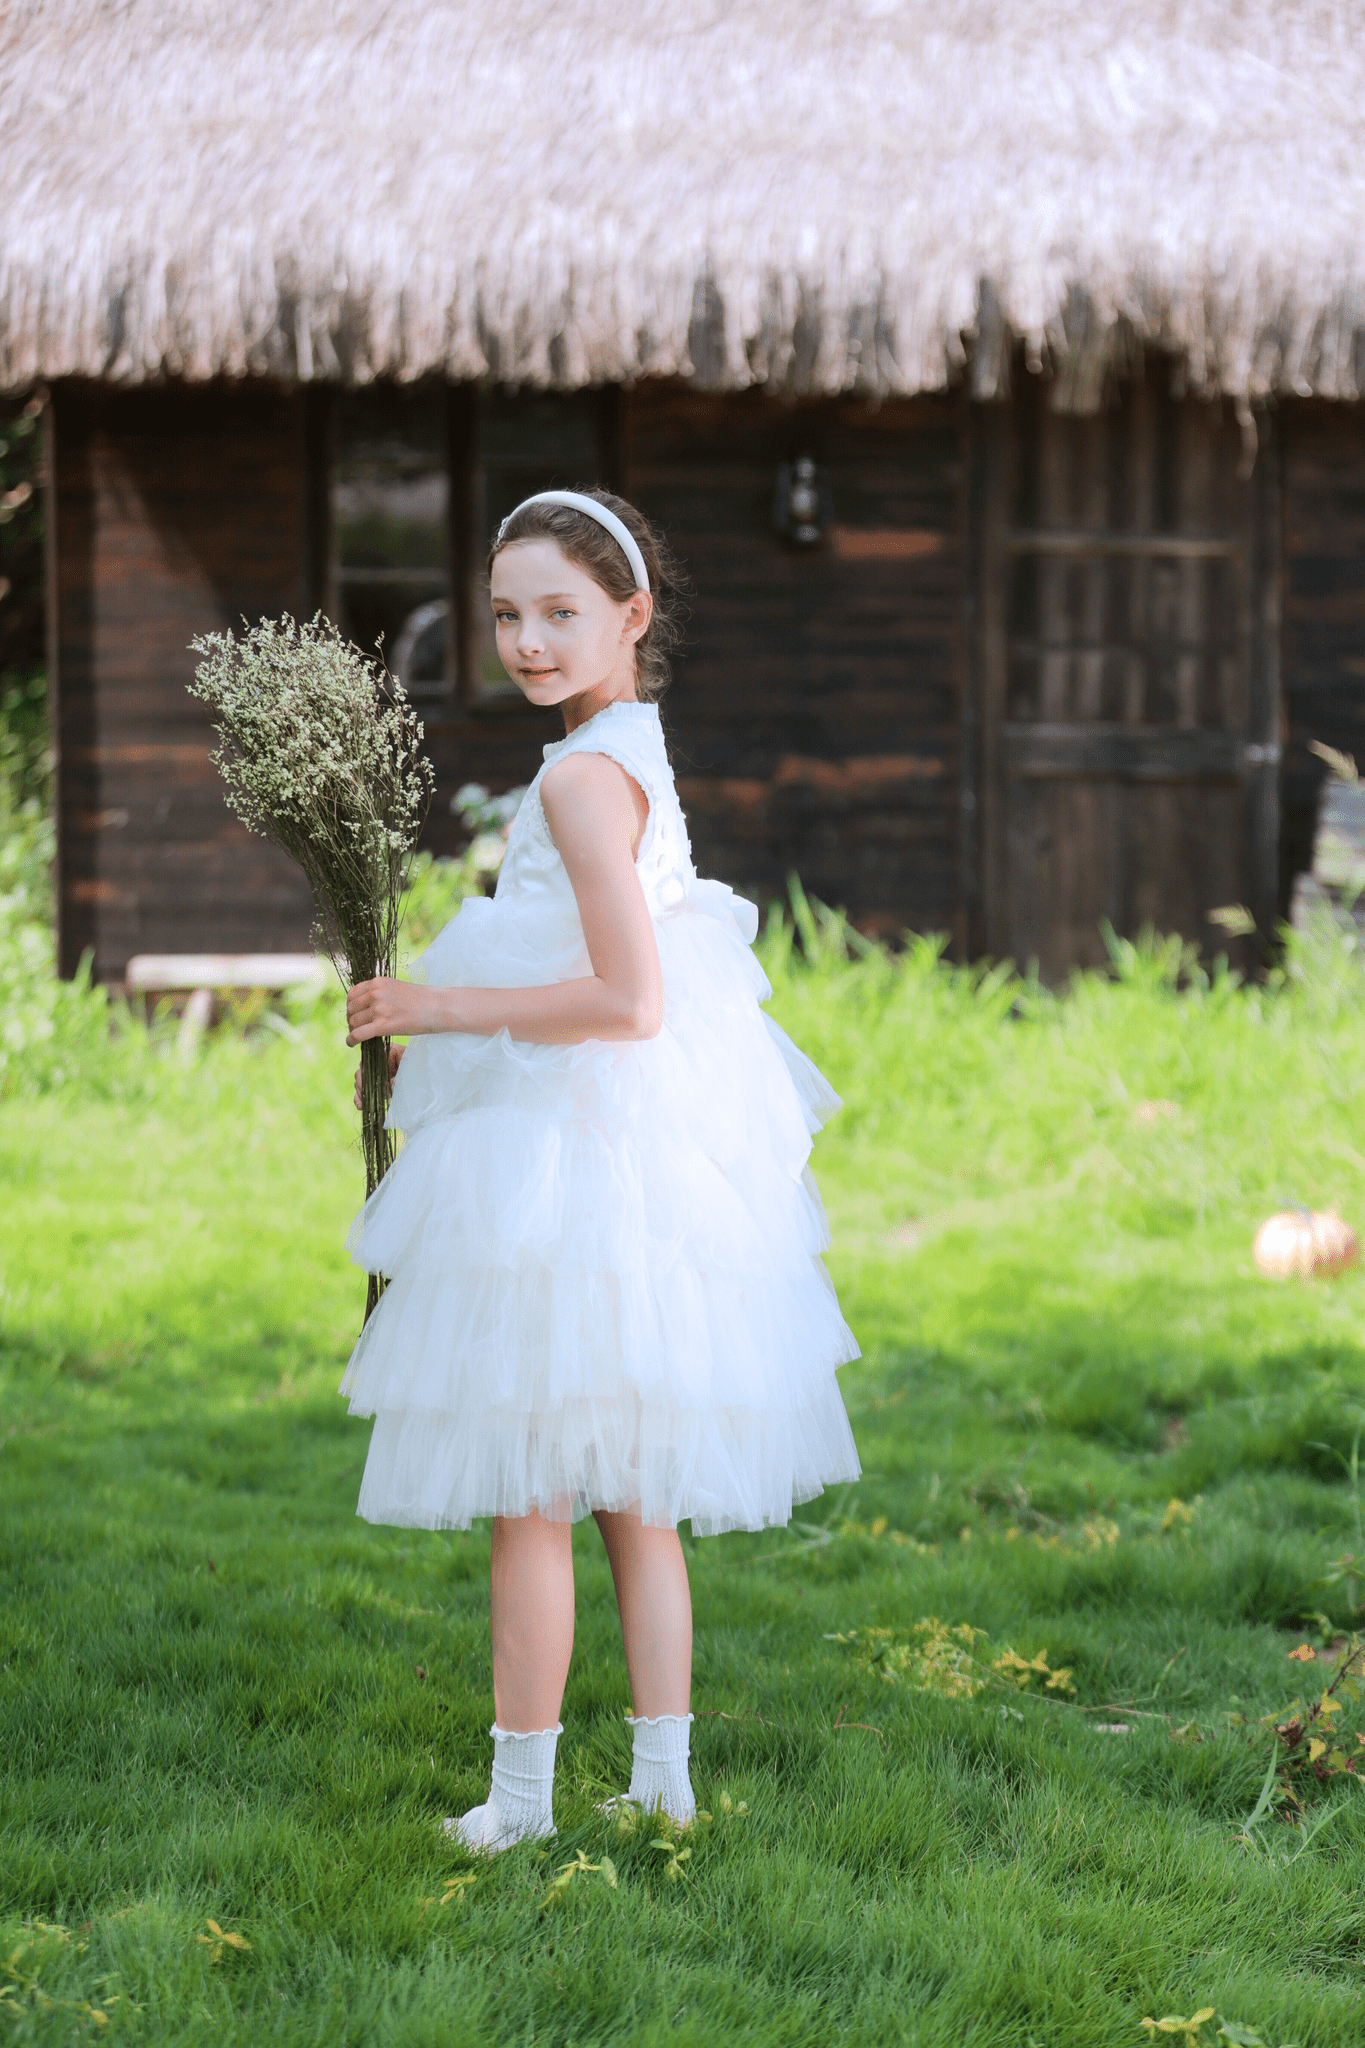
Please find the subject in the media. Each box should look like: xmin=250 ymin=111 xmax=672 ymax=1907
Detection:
xmin=189 ymin=614 xmax=434 ymax=1321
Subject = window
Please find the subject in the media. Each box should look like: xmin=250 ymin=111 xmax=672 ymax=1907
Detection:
xmin=331 ymin=384 xmax=450 ymax=702
xmin=327 ymin=384 xmax=614 ymax=710
xmin=1004 ymin=373 xmax=1245 ymax=732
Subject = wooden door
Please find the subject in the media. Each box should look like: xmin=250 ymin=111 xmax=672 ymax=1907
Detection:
xmin=966 ymin=364 xmax=1281 ymax=979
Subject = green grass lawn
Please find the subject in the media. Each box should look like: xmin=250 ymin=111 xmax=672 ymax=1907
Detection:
xmin=5 ymin=921 xmax=1365 ymax=2046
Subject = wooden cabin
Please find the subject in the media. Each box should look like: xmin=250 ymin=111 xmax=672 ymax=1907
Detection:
xmin=15 ymin=2 xmax=1365 ymax=982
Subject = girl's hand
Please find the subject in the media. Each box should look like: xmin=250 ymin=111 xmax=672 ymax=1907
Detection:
xmin=353 ymin=1042 xmax=405 ymax=1109
xmin=346 ymin=978 xmax=442 ymax=1046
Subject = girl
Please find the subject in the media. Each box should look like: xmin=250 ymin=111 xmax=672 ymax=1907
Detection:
xmin=342 ymin=487 xmax=860 ymax=1851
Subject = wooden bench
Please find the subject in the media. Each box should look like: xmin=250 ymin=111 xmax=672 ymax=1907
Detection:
xmin=124 ymin=954 xmax=329 ymax=1057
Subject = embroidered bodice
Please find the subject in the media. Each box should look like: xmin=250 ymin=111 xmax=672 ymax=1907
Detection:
xmin=496 ymin=701 xmax=699 ymax=921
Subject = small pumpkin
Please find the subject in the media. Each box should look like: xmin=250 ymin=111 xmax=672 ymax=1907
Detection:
xmin=1253 ymin=1209 xmax=1361 ymax=1279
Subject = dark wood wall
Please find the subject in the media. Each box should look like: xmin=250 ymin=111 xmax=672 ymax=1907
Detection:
xmin=50 ymin=381 xmax=316 ymax=980
xmin=623 ymin=385 xmax=963 ymax=941
xmin=47 ymin=373 xmax=1365 ymax=981
xmin=1281 ymin=400 xmax=1365 ymax=911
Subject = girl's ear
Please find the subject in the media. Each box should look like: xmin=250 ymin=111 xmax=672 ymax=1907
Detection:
xmin=622 ymin=591 xmax=653 ymax=645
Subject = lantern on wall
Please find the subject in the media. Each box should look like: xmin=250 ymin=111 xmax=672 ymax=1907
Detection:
xmin=773 ymin=455 xmax=832 ymax=547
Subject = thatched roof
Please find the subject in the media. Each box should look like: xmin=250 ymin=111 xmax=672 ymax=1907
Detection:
xmin=4 ymin=0 xmax=1364 ymax=406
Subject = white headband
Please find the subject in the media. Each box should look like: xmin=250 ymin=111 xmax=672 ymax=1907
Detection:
xmin=496 ymin=490 xmax=650 ymax=593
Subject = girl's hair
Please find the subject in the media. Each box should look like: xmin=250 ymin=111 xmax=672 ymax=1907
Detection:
xmin=488 ymin=487 xmax=686 ymax=704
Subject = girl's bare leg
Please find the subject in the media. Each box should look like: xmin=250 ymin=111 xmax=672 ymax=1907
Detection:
xmin=593 ymin=1510 xmax=693 ymax=1717
xmin=444 ymin=1510 xmax=573 ymax=1849
xmin=490 ymin=1509 xmax=576 ymax=1730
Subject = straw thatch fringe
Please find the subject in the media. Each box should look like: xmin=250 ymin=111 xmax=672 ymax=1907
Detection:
xmin=4 ymin=0 xmax=1365 ymax=406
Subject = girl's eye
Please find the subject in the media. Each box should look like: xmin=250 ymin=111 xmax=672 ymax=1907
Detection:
xmin=552 ymin=608 xmax=575 ymax=620
xmin=494 ymin=610 xmax=516 ymax=623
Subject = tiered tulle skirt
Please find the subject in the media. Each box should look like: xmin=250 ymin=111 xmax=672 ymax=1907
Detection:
xmin=340 ymin=894 xmax=861 ymax=1535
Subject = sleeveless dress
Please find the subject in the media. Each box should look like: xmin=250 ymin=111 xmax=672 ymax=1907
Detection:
xmin=339 ymin=699 xmax=861 ymax=1536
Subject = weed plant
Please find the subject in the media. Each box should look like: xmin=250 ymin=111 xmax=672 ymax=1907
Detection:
xmin=4 ymin=878 xmax=1365 ymax=2043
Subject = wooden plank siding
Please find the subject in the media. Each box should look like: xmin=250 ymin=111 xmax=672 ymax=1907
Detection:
xmin=1281 ymin=400 xmax=1365 ymax=914
xmin=622 ymin=383 xmax=964 ymax=942
xmin=51 ymin=381 xmax=316 ymax=980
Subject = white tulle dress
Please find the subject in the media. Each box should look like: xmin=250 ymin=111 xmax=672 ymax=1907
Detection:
xmin=340 ymin=699 xmax=861 ymax=1536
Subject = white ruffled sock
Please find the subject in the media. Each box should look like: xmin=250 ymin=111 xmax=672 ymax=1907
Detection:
xmin=626 ymin=1712 xmax=696 ymax=1825
xmin=443 ymin=1722 xmax=561 ymax=1852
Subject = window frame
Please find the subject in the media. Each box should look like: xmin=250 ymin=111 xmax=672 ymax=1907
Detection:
xmin=325 ymin=379 xmax=455 ymax=709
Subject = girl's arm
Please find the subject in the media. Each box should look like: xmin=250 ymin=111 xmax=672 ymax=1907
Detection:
xmin=345 ymin=753 xmax=664 ymax=1050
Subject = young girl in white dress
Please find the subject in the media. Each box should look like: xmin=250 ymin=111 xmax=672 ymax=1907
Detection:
xmin=341 ymin=488 xmax=860 ymax=1851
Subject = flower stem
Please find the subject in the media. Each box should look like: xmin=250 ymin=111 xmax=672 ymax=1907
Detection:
xmin=360 ymin=1031 xmax=396 ymax=1324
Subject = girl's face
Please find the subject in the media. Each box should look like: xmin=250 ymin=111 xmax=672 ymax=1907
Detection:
xmin=490 ymin=539 xmax=651 ymax=718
